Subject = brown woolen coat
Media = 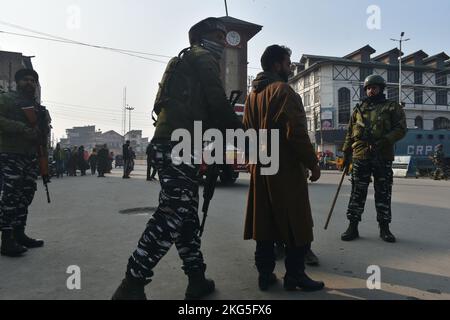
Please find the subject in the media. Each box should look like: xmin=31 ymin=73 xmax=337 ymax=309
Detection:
xmin=243 ymin=72 xmax=318 ymax=247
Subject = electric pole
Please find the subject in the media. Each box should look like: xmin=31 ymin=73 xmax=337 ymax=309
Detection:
xmin=122 ymin=87 xmax=127 ymax=138
xmin=391 ymin=32 xmax=410 ymax=104
xmin=126 ymin=105 xmax=135 ymax=134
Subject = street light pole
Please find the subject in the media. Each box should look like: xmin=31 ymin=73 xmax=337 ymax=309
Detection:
xmin=391 ymin=32 xmax=410 ymax=104
xmin=123 ymin=87 xmax=127 ymax=139
xmin=126 ymin=105 xmax=134 ymax=134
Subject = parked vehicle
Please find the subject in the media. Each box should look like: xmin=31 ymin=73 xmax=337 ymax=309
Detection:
xmin=199 ymin=144 xmax=248 ymax=185
xmin=115 ymin=155 xmax=124 ymax=168
xmin=394 ymin=129 xmax=449 ymax=177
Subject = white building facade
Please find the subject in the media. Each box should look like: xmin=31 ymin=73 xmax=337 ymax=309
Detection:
xmin=289 ymin=45 xmax=450 ymax=155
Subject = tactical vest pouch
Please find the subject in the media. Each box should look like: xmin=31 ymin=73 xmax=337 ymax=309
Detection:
xmin=154 ymin=56 xmax=182 ymax=116
xmin=152 ymin=48 xmax=195 ymax=125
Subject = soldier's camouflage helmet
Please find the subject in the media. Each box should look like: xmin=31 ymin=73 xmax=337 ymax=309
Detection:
xmin=437 ymin=144 xmax=443 ymax=149
xmin=189 ymin=17 xmax=227 ymax=45
xmin=364 ymin=74 xmax=387 ymax=90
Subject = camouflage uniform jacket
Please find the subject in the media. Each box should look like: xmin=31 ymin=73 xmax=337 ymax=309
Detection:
xmin=0 ymin=92 xmax=45 ymax=156
xmin=342 ymin=97 xmax=407 ymax=161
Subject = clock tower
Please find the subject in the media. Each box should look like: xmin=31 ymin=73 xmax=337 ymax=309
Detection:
xmin=218 ymin=16 xmax=262 ymax=104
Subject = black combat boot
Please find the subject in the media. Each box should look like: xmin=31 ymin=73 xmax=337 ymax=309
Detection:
xmin=258 ymin=273 xmax=277 ymax=291
xmin=283 ymin=273 xmax=325 ymax=292
xmin=1 ymin=230 xmax=28 ymax=257
xmin=14 ymin=227 xmax=44 ymax=248
xmin=111 ymin=275 xmax=150 ymax=300
xmin=341 ymin=221 xmax=360 ymax=241
xmin=185 ymin=270 xmax=215 ymax=300
xmin=379 ymin=222 xmax=396 ymax=243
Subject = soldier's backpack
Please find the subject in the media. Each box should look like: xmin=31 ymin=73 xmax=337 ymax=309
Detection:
xmin=152 ymin=47 xmax=196 ymax=126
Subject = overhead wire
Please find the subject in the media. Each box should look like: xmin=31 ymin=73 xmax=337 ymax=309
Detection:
xmin=0 ymin=20 xmax=262 ymax=69
xmin=44 ymin=100 xmax=151 ymax=115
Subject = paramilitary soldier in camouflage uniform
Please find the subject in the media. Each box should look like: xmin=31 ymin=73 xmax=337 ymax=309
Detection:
xmin=112 ymin=17 xmax=243 ymax=300
xmin=432 ymin=144 xmax=447 ymax=180
xmin=341 ymin=75 xmax=407 ymax=243
xmin=0 ymin=69 xmax=48 ymax=257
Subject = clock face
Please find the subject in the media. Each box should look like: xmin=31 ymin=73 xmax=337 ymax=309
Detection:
xmin=226 ymin=31 xmax=241 ymax=46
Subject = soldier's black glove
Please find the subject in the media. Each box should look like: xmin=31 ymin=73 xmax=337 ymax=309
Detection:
xmin=343 ymin=150 xmax=352 ymax=168
xmin=42 ymin=174 xmax=51 ymax=184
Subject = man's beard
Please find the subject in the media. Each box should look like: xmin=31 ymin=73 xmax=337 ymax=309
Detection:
xmin=19 ymin=84 xmax=36 ymax=97
xmin=279 ymin=70 xmax=289 ymax=82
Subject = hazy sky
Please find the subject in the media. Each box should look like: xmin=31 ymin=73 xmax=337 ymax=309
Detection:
xmin=1 ymin=0 xmax=449 ymax=140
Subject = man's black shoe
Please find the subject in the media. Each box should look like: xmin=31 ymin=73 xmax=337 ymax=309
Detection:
xmin=284 ymin=273 xmax=325 ymax=292
xmin=258 ymin=273 xmax=277 ymax=291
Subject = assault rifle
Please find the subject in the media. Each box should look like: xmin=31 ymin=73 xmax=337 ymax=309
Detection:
xmin=22 ymin=105 xmax=51 ymax=203
xmin=199 ymin=90 xmax=243 ymax=237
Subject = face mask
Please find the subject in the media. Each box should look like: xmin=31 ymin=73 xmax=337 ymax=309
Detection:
xmin=201 ymin=39 xmax=225 ymax=59
xmin=367 ymin=92 xmax=386 ymax=103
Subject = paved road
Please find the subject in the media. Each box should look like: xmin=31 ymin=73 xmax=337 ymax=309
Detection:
xmin=1 ymin=166 xmax=449 ymax=300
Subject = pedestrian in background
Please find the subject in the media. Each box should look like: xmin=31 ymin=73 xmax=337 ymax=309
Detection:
xmin=68 ymin=146 xmax=78 ymax=176
xmin=78 ymin=146 xmax=87 ymax=176
xmin=122 ymin=140 xmax=131 ymax=179
xmin=146 ymin=143 xmax=158 ymax=181
xmin=89 ymin=148 xmax=98 ymax=176
xmin=97 ymin=144 xmax=109 ymax=178
xmin=53 ymin=143 xmax=65 ymax=178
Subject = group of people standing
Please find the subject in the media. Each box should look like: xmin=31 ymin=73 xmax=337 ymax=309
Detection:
xmin=0 ymin=17 xmax=413 ymax=299
xmin=122 ymin=140 xmax=158 ymax=181
xmin=112 ymin=17 xmax=408 ymax=300
xmin=52 ymin=143 xmax=113 ymax=178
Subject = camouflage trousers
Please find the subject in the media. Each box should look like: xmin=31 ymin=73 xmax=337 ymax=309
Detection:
xmin=0 ymin=153 xmax=38 ymax=231
xmin=433 ymin=164 xmax=448 ymax=180
xmin=347 ymin=159 xmax=393 ymax=224
xmin=126 ymin=143 xmax=206 ymax=282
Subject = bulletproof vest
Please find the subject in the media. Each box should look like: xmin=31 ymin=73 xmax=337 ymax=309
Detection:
xmin=14 ymin=94 xmax=51 ymax=145
xmin=153 ymin=47 xmax=196 ymax=123
xmin=353 ymin=100 xmax=396 ymax=142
